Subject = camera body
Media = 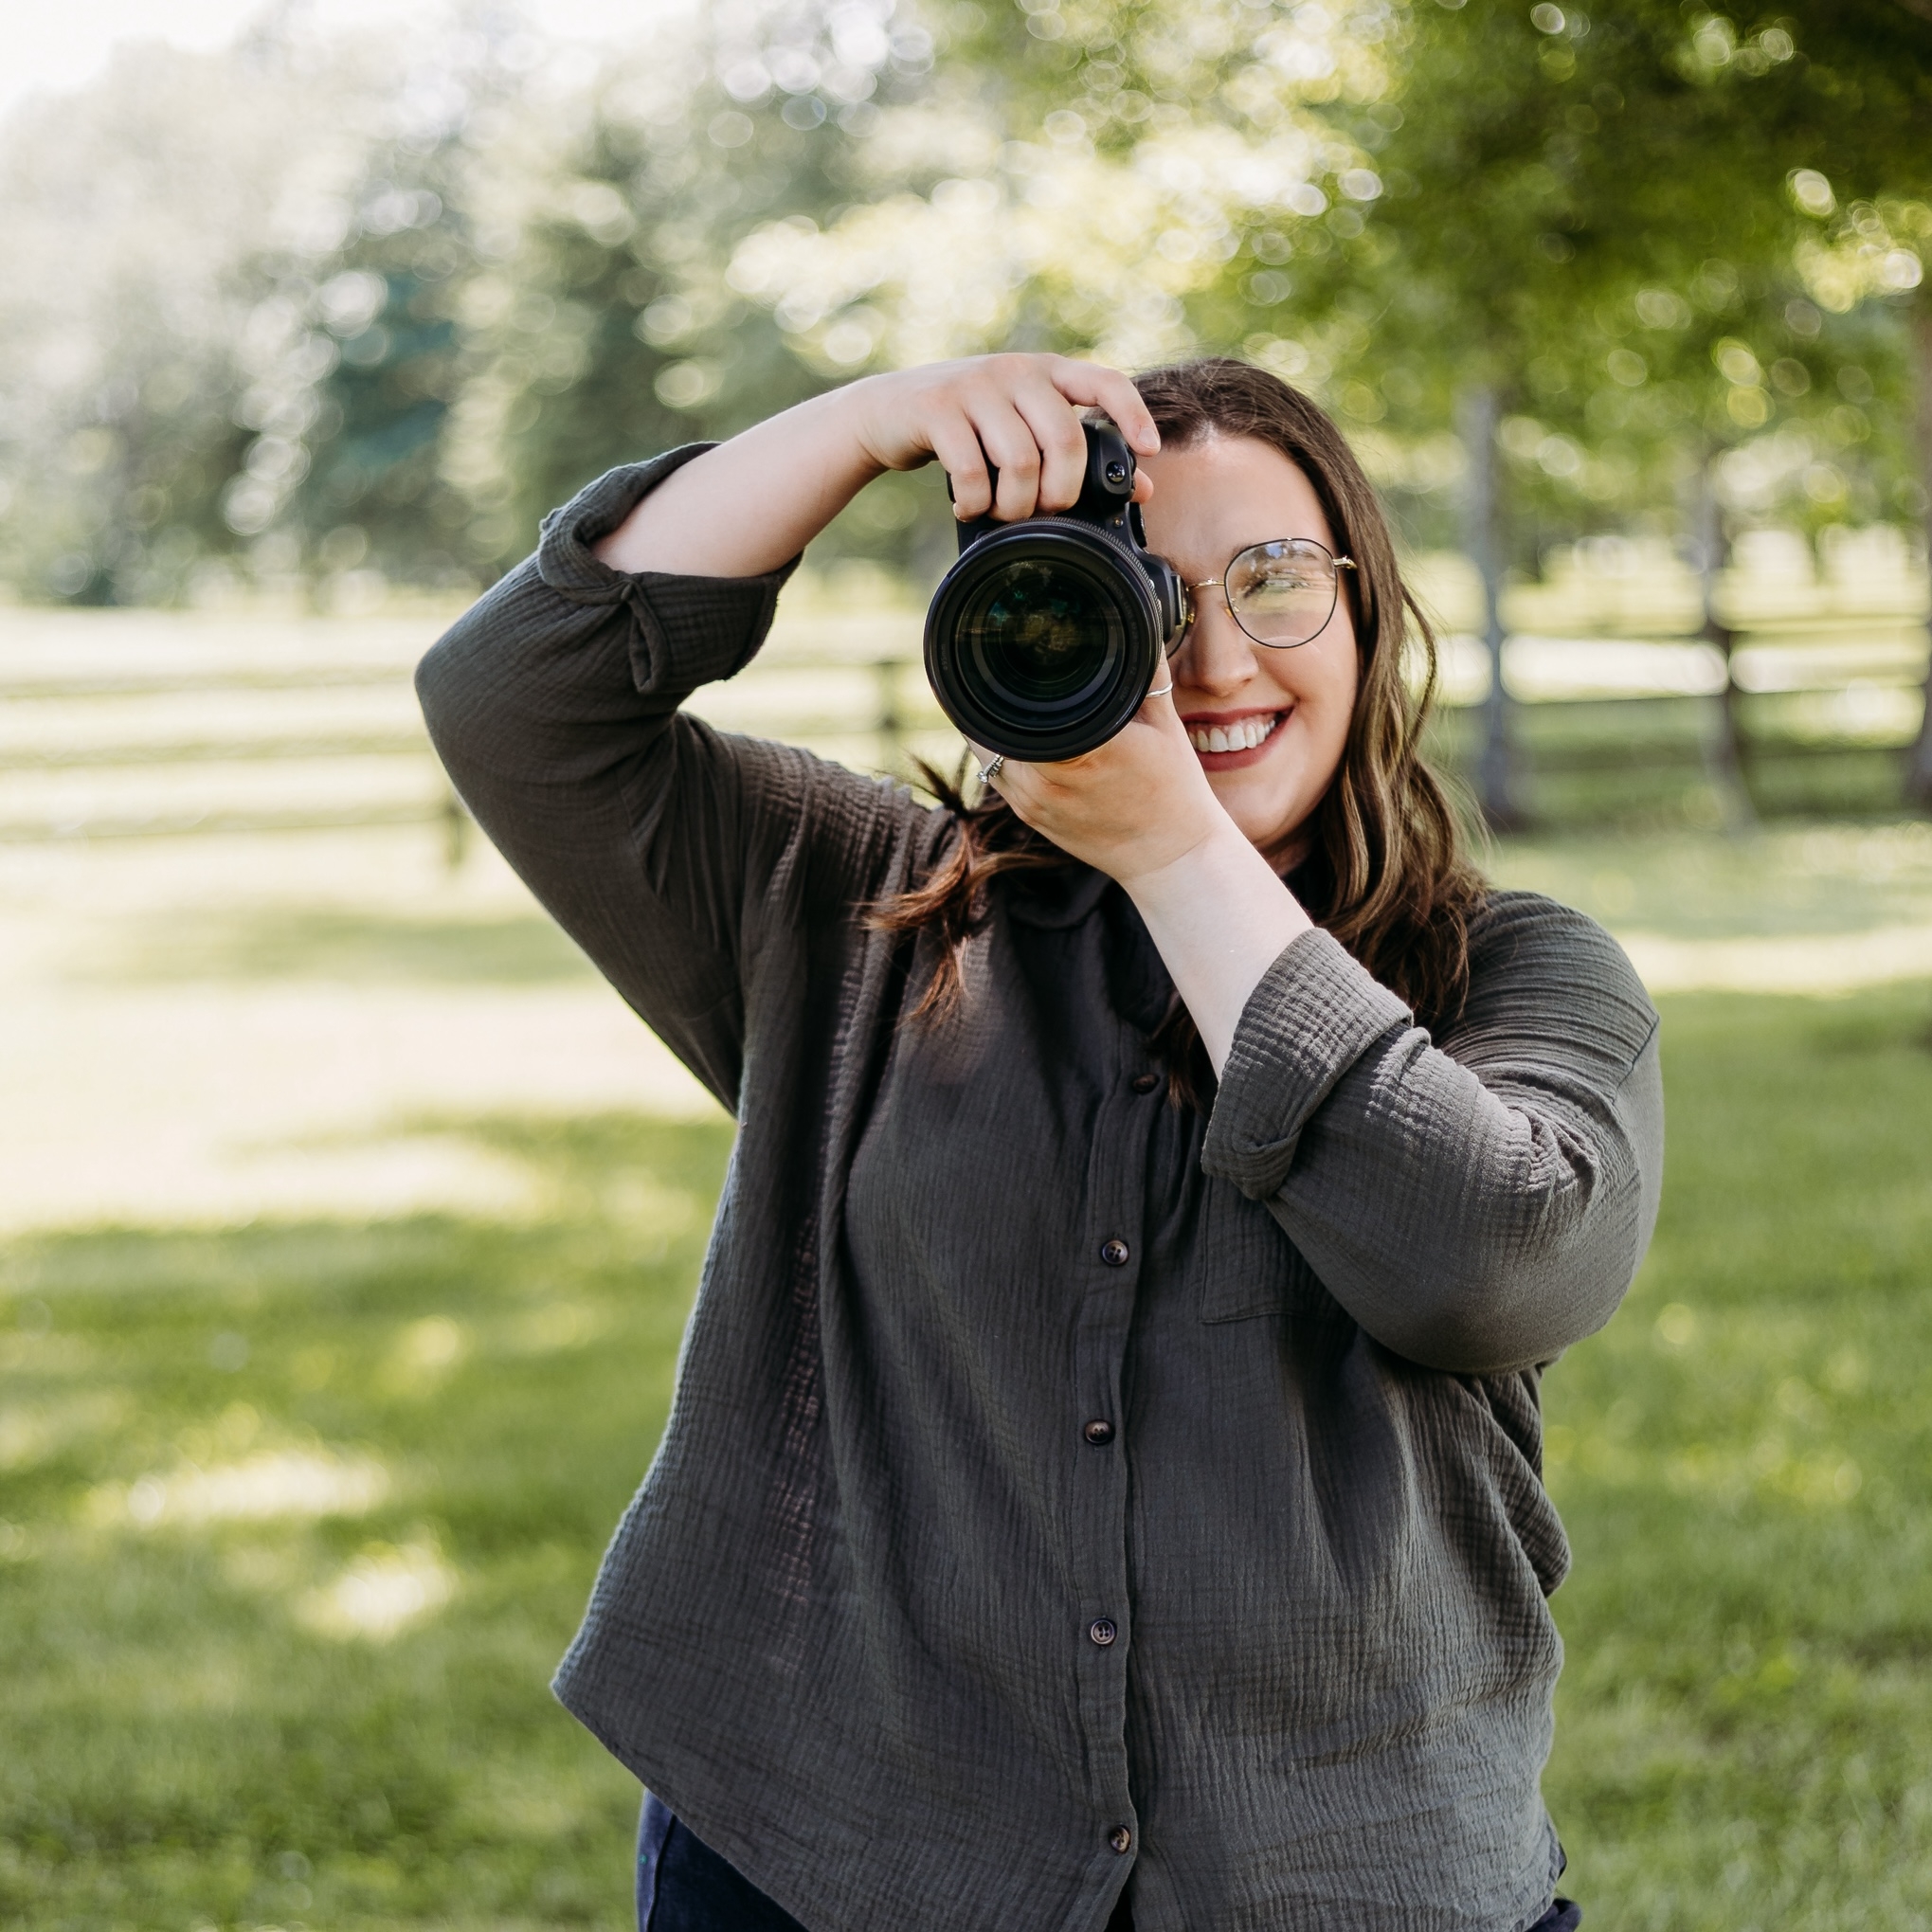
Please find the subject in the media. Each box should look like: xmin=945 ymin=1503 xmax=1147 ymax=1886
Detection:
xmin=924 ymin=421 xmax=1188 ymax=763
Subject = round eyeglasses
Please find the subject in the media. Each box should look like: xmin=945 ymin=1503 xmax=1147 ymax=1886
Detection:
xmin=1173 ymin=537 xmax=1357 ymax=652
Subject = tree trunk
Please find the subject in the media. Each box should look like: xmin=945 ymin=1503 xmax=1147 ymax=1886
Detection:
xmin=1906 ymin=299 xmax=1932 ymax=807
xmin=1456 ymin=384 xmax=1520 ymax=829
xmin=1692 ymin=452 xmax=1758 ymax=831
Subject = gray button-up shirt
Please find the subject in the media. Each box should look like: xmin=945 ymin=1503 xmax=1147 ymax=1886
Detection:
xmin=417 ymin=449 xmax=1664 ymax=1932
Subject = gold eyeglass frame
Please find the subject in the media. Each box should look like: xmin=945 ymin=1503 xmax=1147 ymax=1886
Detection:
xmin=1174 ymin=537 xmax=1358 ymax=651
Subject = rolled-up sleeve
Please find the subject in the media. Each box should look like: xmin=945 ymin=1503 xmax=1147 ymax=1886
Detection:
xmin=1201 ymin=894 xmax=1663 ymax=1373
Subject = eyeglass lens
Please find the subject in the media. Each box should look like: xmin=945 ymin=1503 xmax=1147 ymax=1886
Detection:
xmin=1223 ymin=539 xmax=1342 ymax=648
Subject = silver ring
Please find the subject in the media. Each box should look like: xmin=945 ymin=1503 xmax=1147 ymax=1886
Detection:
xmin=977 ymin=754 xmax=1005 ymax=785
xmin=1146 ymin=680 xmax=1173 ymax=699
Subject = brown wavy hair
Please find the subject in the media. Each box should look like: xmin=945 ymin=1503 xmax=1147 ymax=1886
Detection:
xmin=871 ymin=356 xmax=1485 ymax=1105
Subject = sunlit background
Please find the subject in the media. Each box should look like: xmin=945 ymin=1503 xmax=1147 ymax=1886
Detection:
xmin=3 ymin=2 xmax=1931 ymax=1927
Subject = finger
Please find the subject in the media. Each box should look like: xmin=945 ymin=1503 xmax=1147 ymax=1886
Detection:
xmin=1046 ymin=356 xmax=1161 ymax=455
xmin=966 ymin=400 xmax=1048 ymax=522
xmin=929 ymin=407 xmax=995 ymax=520
xmin=1011 ymin=378 xmax=1091 ymax=514
xmin=965 ymin=738 xmax=1028 ymax=797
xmin=1130 ymin=471 xmax=1154 ymax=504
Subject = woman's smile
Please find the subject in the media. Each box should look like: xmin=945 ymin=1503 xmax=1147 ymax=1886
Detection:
xmin=1182 ymin=706 xmax=1290 ymax=767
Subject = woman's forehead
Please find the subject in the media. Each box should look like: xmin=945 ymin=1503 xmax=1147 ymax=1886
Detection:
xmin=1138 ymin=434 xmax=1336 ymax=557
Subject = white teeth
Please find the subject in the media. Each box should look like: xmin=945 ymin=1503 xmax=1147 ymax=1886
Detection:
xmin=1187 ymin=713 xmax=1281 ymax=755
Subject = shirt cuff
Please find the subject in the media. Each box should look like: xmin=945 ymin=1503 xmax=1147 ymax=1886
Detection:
xmin=535 ymin=448 xmax=802 ymax=696
xmin=1201 ymin=928 xmax=1413 ymax=1201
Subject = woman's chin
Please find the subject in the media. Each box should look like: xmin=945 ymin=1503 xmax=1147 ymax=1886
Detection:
xmin=1195 ymin=718 xmax=1332 ymax=863
xmin=1207 ymin=784 xmax=1309 ymax=858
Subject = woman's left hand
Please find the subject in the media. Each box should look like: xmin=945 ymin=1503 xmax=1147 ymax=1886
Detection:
xmin=972 ymin=688 xmax=1224 ymax=889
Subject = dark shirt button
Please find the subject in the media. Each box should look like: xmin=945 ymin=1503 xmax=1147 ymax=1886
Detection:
xmin=1130 ymin=1072 xmax=1160 ymax=1094
xmin=1099 ymin=1237 xmax=1129 ymax=1267
xmin=1089 ymin=1617 xmax=1117 ymax=1647
xmin=1110 ymin=1826 xmax=1133 ymax=1854
xmin=1083 ymin=1418 xmax=1115 ymax=1447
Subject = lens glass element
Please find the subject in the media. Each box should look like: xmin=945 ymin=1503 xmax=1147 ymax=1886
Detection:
xmin=1223 ymin=538 xmax=1343 ymax=647
xmin=957 ymin=557 xmax=1123 ymax=713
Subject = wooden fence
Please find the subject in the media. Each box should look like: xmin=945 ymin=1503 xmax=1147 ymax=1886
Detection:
xmin=1 ymin=541 xmax=1925 ymax=853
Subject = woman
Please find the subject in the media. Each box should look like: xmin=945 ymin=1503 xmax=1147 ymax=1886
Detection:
xmin=417 ymin=352 xmax=1662 ymax=1932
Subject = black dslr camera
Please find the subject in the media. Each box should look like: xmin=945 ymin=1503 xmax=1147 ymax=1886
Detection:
xmin=924 ymin=420 xmax=1189 ymax=762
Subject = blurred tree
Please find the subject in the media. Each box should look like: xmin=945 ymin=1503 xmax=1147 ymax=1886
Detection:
xmin=1604 ymin=0 xmax=1932 ymax=803
xmin=1751 ymin=1 xmax=1932 ymax=800
xmin=445 ymin=17 xmax=846 ymax=572
xmin=335 ymin=0 xmax=973 ymax=582
xmin=1345 ymin=0 xmax=1930 ymax=820
xmin=280 ymin=115 xmax=484 ymax=593
xmin=709 ymin=0 xmax=1402 ymax=585
xmin=0 ymin=36 xmax=358 ymax=603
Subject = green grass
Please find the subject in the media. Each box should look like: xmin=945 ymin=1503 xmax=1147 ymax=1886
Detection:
xmin=1545 ymin=982 xmax=1932 ymax=1929
xmin=1490 ymin=819 xmax=1932 ymax=941
xmin=3 ymin=990 xmax=1931 ymax=1928
xmin=82 ymin=908 xmax=598 ymax=987
xmin=0 ymin=1116 xmax=735 ymax=1932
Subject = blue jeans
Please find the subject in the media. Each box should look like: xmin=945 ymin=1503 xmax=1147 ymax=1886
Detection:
xmin=635 ymin=1797 xmax=1581 ymax=1931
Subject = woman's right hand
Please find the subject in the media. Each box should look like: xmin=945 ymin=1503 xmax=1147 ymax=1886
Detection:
xmin=846 ymin=354 xmax=1161 ymax=523
xmin=594 ymin=353 xmax=1158 ymax=580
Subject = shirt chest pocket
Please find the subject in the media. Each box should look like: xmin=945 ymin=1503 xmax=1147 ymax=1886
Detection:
xmin=1192 ymin=1174 xmax=1334 ymax=1324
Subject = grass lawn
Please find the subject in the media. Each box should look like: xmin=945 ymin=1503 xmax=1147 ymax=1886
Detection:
xmin=4 ymin=985 xmax=1931 ymax=1929
xmin=1544 ymin=981 xmax=1932 ymax=1930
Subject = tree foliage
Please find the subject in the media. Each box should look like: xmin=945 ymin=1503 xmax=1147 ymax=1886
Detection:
xmin=0 ymin=0 xmax=1923 ymax=605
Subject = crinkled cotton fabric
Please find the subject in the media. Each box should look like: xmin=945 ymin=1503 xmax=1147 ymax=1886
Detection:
xmin=417 ymin=450 xmax=1664 ymax=1932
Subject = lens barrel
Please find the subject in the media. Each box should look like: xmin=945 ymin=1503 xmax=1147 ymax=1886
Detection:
xmin=924 ymin=424 xmax=1184 ymax=763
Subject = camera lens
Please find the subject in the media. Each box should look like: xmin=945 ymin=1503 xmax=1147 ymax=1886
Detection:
xmin=958 ymin=558 xmax=1121 ymax=713
xmin=925 ymin=523 xmax=1165 ymax=761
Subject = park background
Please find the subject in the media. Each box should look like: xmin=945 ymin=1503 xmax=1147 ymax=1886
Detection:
xmin=3 ymin=0 xmax=1931 ymax=1926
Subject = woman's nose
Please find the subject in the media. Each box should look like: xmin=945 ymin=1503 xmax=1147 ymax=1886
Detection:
xmin=1175 ymin=593 xmax=1256 ymax=696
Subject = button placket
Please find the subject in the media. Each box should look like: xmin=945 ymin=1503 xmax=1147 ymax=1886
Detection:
xmin=1067 ymin=1042 xmax=1151 ymax=1887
